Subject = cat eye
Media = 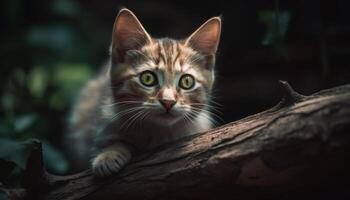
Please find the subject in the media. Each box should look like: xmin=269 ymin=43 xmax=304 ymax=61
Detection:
xmin=179 ymin=74 xmax=195 ymax=90
xmin=140 ymin=70 xmax=158 ymax=87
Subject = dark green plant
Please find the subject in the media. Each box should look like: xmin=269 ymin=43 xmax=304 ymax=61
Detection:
xmin=0 ymin=0 xmax=108 ymax=182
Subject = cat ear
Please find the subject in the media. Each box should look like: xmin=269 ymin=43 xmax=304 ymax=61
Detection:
xmin=112 ymin=8 xmax=152 ymax=63
xmin=185 ymin=17 xmax=221 ymax=55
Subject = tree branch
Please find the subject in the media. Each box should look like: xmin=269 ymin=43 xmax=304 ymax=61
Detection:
xmin=2 ymin=81 xmax=350 ymax=200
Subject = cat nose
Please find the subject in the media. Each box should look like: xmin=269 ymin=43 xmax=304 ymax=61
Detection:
xmin=159 ymin=99 xmax=176 ymax=111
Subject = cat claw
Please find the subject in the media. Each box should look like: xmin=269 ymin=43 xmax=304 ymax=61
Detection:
xmin=92 ymin=150 xmax=130 ymax=177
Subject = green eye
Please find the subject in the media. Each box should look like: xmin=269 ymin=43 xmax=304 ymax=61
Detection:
xmin=140 ymin=71 xmax=158 ymax=87
xmin=179 ymin=74 xmax=195 ymax=90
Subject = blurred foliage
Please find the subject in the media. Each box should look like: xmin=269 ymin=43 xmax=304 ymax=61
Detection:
xmin=258 ymin=10 xmax=291 ymax=46
xmin=258 ymin=9 xmax=291 ymax=59
xmin=0 ymin=0 xmax=108 ymax=181
xmin=0 ymin=139 xmax=40 ymax=179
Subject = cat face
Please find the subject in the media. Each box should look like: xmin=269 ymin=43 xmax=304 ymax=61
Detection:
xmin=109 ymin=9 xmax=221 ymax=126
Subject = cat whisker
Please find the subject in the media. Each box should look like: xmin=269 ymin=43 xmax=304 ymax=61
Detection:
xmin=134 ymin=109 xmax=147 ymax=130
xmin=138 ymin=110 xmax=151 ymax=129
xmin=126 ymin=109 xmax=149 ymax=131
xmin=189 ymin=108 xmax=221 ymax=126
xmin=97 ymin=107 xmax=143 ymax=134
xmin=185 ymin=111 xmax=200 ymax=127
xmin=190 ymin=104 xmax=224 ymax=122
xmin=102 ymin=106 xmax=144 ymax=128
xmin=189 ymin=112 xmax=198 ymax=126
xmin=207 ymin=98 xmax=223 ymax=107
xmin=189 ymin=103 xmax=222 ymax=114
xmin=102 ymin=100 xmax=144 ymax=107
xmin=182 ymin=112 xmax=192 ymax=128
xmin=119 ymin=111 xmax=140 ymax=131
xmin=194 ymin=108 xmax=223 ymax=123
xmin=120 ymin=106 xmax=150 ymax=131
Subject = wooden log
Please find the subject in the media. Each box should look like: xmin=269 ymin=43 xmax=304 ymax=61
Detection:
xmin=2 ymin=81 xmax=350 ymax=200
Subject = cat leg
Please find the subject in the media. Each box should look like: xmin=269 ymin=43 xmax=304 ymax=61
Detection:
xmin=92 ymin=143 xmax=132 ymax=177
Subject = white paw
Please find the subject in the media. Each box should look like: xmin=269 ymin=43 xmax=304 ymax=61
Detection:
xmin=92 ymin=150 xmax=130 ymax=177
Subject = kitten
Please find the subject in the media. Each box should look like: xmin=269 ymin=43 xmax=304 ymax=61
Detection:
xmin=67 ymin=8 xmax=221 ymax=177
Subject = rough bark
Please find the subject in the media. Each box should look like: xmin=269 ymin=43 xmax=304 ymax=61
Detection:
xmin=2 ymin=81 xmax=350 ymax=200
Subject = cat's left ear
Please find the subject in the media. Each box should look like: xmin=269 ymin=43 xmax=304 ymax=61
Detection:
xmin=111 ymin=8 xmax=152 ymax=63
xmin=185 ymin=17 xmax=222 ymax=55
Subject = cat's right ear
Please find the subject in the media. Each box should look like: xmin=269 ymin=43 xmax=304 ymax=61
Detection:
xmin=111 ymin=8 xmax=152 ymax=63
xmin=185 ymin=17 xmax=221 ymax=56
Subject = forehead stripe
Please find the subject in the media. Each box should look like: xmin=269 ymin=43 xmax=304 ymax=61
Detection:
xmin=158 ymin=42 xmax=167 ymax=65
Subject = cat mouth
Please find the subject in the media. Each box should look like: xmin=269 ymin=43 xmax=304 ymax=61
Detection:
xmin=157 ymin=112 xmax=176 ymax=118
xmin=150 ymin=108 xmax=183 ymax=125
xmin=154 ymin=112 xmax=181 ymax=125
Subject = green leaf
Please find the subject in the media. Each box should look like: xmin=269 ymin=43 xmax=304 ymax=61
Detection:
xmin=26 ymin=25 xmax=75 ymax=51
xmin=258 ymin=10 xmax=291 ymax=46
xmin=1 ymin=93 xmax=15 ymax=114
xmin=42 ymin=141 xmax=69 ymax=174
xmin=51 ymin=0 xmax=81 ymax=17
xmin=0 ymin=123 xmax=13 ymax=137
xmin=49 ymin=92 xmax=66 ymax=110
xmin=0 ymin=138 xmax=41 ymax=169
xmin=14 ymin=114 xmax=38 ymax=133
xmin=53 ymin=62 xmax=92 ymax=99
xmin=0 ymin=139 xmax=69 ymax=175
xmin=27 ymin=66 xmax=48 ymax=98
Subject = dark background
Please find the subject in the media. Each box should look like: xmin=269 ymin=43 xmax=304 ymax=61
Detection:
xmin=0 ymin=0 xmax=349 ymax=180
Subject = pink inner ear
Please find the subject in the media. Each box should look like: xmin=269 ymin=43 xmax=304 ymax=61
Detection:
xmin=187 ymin=18 xmax=221 ymax=55
xmin=112 ymin=9 xmax=151 ymax=62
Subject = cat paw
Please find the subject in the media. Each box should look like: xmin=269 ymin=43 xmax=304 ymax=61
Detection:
xmin=92 ymin=150 xmax=130 ymax=177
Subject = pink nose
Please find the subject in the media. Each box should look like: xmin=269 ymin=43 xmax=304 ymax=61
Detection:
xmin=159 ymin=99 xmax=176 ymax=111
